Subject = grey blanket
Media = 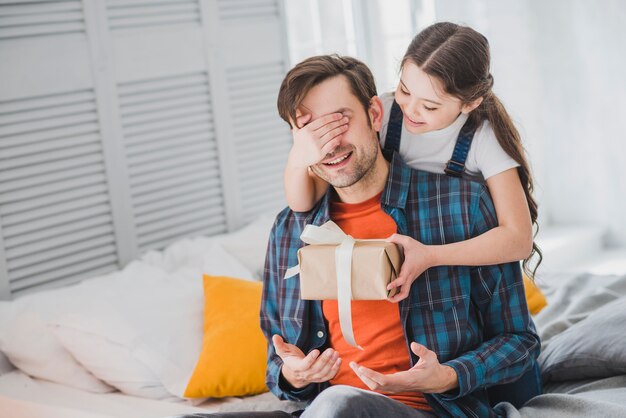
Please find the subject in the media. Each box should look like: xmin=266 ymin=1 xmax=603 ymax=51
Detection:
xmin=496 ymin=375 xmax=626 ymax=418
xmin=496 ymin=273 xmax=626 ymax=417
xmin=213 ymin=273 xmax=626 ymax=417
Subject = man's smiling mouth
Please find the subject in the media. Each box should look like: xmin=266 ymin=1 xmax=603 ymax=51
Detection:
xmin=323 ymin=151 xmax=353 ymax=166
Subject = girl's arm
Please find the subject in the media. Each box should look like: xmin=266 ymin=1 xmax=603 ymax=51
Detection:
xmin=284 ymin=113 xmax=348 ymax=212
xmin=284 ymin=165 xmax=329 ymax=212
xmin=433 ymin=167 xmax=533 ymax=264
xmin=387 ymin=167 xmax=533 ymax=302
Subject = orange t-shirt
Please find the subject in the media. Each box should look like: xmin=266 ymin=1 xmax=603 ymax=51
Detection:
xmin=323 ymin=191 xmax=432 ymax=411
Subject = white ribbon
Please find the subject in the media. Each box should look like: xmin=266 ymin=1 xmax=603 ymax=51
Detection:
xmin=284 ymin=221 xmax=363 ymax=349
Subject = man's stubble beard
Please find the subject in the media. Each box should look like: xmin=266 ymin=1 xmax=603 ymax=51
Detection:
xmin=310 ymin=136 xmax=379 ymax=189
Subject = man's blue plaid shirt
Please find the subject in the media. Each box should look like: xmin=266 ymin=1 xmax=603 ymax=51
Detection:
xmin=260 ymin=152 xmax=540 ymax=418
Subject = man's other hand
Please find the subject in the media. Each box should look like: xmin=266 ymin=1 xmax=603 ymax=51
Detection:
xmin=272 ymin=334 xmax=342 ymax=389
xmin=350 ymin=342 xmax=458 ymax=394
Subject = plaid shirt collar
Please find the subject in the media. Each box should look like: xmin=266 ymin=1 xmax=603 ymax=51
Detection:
xmin=311 ymin=149 xmax=409 ymax=227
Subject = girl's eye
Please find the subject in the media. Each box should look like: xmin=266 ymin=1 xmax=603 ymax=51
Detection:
xmin=424 ymin=105 xmax=437 ymax=111
xmin=399 ymin=88 xmax=409 ymax=95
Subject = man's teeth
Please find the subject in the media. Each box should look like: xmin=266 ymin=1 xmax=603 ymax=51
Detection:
xmin=326 ymin=154 xmax=350 ymax=165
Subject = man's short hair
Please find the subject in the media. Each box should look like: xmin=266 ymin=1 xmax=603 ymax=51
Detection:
xmin=277 ymin=54 xmax=377 ymax=128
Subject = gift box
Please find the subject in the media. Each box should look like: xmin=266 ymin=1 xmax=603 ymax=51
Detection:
xmin=284 ymin=221 xmax=403 ymax=349
xmin=298 ymin=241 xmax=401 ymax=300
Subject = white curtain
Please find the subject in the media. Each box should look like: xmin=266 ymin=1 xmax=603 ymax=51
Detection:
xmin=285 ymin=0 xmax=626 ymax=246
xmin=432 ymin=0 xmax=626 ymax=246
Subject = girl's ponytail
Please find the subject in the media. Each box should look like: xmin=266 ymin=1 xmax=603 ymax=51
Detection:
xmin=475 ymin=93 xmax=543 ymax=277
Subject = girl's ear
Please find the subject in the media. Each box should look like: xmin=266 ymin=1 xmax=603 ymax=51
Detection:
xmin=461 ymin=97 xmax=484 ymax=114
xmin=368 ymin=96 xmax=384 ymax=131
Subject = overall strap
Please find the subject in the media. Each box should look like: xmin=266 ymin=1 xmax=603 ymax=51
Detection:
xmin=444 ymin=118 xmax=476 ymax=177
xmin=384 ymin=100 xmax=403 ymax=152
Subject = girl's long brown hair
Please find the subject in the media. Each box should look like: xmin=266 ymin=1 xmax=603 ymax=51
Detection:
xmin=403 ymin=22 xmax=542 ymax=278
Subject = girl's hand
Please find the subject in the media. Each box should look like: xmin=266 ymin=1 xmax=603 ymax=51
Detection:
xmin=386 ymin=234 xmax=434 ymax=302
xmin=288 ymin=113 xmax=349 ymax=169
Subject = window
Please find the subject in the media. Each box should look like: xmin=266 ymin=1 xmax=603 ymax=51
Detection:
xmin=284 ymin=0 xmax=436 ymax=94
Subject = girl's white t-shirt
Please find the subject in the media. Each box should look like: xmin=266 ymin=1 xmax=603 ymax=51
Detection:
xmin=378 ymin=92 xmax=519 ymax=180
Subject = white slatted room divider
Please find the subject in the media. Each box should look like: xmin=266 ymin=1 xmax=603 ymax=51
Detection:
xmin=0 ymin=0 xmax=291 ymax=299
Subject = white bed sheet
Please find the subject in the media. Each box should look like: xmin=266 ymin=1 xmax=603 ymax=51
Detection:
xmin=0 ymin=371 xmax=275 ymax=418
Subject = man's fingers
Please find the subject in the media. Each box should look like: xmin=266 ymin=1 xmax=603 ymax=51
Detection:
xmin=310 ymin=357 xmax=341 ymax=383
xmin=350 ymin=362 xmax=384 ymax=390
xmin=328 ymin=357 xmax=342 ymax=378
xmin=272 ymin=335 xmax=286 ymax=356
xmin=350 ymin=362 xmax=385 ymax=384
xmin=310 ymin=349 xmax=339 ymax=380
xmin=356 ymin=371 xmax=379 ymax=390
xmin=411 ymin=342 xmax=435 ymax=364
xmin=273 ymin=334 xmax=308 ymax=363
xmin=298 ymin=349 xmax=320 ymax=370
xmin=410 ymin=342 xmax=427 ymax=356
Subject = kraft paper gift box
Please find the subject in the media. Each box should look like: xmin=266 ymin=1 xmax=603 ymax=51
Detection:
xmin=297 ymin=241 xmax=402 ymax=301
xmin=284 ymin=221 xmax=403 ymax=349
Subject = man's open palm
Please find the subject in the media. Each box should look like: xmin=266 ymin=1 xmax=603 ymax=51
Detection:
xmin=273 ymin=335 xmax=341 ymax=389
xmin=350 ymin=342 xmax=458 ymax=394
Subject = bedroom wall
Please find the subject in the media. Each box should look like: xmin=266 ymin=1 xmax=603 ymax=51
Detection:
xmin=0 ymin=0 xmax=291 ymax=299
xmin=415 ymin=0 xmax=626 ymax=246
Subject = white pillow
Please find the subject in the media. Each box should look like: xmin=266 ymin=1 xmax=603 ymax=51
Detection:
xmin=0 ymin=312 xmax=113 ymax=393
xmin=46 ymin=244 xmax=254 ymax=400
xmin=127 ymin=270 xmax=205 ymax=399
xmin=214 ymin=214 xmax=275 ymax=280
xmin=201 ymin=243 xmax=256 ymax=281
xmin=49 ymin=312 xmax=175 ymax=400
xmin=0 ymin=261 xmax=174 ymax=398
xmin=45 ymin=261 xmax=181 ymax=399
xmin=105 ymin=246 xmax=258 ymax=399
xmin=0 ymin=235 xmax=258 ymax=401
xmin=113 ymin=249 xmax=255 ymax=399
xmin=0 ymin=273 xmax=117 ymax=392
xmin=141 ymin=238 xmax=258 ymax=281
xmin=140 ymin=214 xmax=273 ymax=280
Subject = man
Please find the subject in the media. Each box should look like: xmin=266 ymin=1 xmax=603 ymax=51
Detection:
xmin=261 ymin=55 xmax=540 ymax=418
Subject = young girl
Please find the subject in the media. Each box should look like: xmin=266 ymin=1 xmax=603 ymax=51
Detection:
xmin=283 ymin=22 xmax=542 ymax=303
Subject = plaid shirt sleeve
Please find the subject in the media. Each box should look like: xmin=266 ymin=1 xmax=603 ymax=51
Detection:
xmin=259 ymin=220 xmax=285 ymax=398
xmin=260 ymin=214 xmax=322 ymax=402
xmin=440 ymin=188 xmax=541 ymax=399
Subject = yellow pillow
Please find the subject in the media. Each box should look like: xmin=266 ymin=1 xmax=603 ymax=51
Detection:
xmin=523 ymin=274 xmax=547 ymax=316
xmin=184 ymin=275 xmax=268 ymax=398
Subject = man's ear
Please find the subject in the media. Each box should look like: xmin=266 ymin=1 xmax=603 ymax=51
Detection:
xmin=368 ymin=96 xmax=384 ymax=131
xmin=461 ymin=97 xmax=483 ymax=114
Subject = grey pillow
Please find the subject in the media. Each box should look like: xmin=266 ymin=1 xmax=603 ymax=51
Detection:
xmin=539 ymin=296 xmax=626 ymax=382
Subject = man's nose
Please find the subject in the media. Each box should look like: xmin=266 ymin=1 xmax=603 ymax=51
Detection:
xmin=329 ymin=134 xmax=346 ymax=154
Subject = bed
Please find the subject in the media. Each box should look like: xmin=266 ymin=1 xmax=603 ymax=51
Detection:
xmin=1 ymin=216 xmax=626 ymax=418
xmin=0 ymin=214 xmax=296 ymax=418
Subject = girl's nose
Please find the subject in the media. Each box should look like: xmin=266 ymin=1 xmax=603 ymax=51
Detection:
xmin=406 ymin=99 xmax=421 ymax=119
